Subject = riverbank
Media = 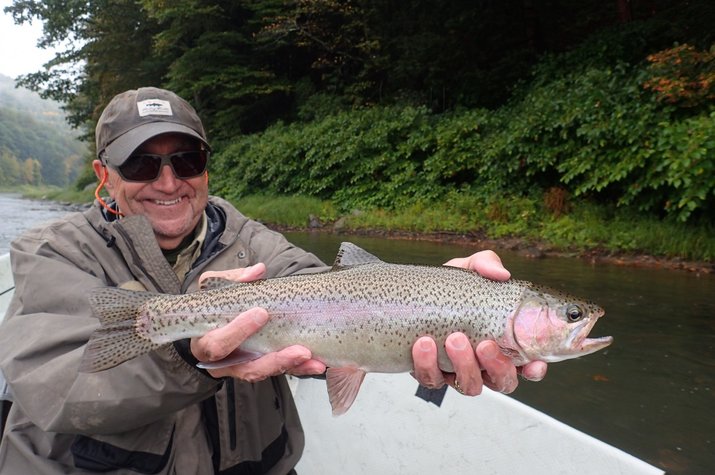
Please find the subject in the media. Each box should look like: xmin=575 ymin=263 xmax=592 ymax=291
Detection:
xmin=11 ymin=188 xmax=714 ymax=274
xmin=271 ymin=223 xmax=715 ymax=275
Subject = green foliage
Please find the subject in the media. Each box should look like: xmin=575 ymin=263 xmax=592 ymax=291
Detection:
xmin=0 ymin=76 xmax=88 ymax=186
xmin=0 ymin=149 xmax=22 ymax=186
xmin=231 ymin=194 xmax=338 ymax=228
xmin=233 ymin=192 xmax=714 ymax=262
xmin=212 ymin=105 xmax=443 ymax=209
xmin=6 ymin=0 xmax=715 ymax=257
xmin=13 ymin=0 xmax=167 ymax=131
xmin=144 ymin=0 xmax=293 ymax=137
xmin=539 ymin=203 xmax=715 ymax=261
xmin=501 ymin=53 xmax=715 ymax=222
xmin=213 ymin=46 xmax=715 ymax=224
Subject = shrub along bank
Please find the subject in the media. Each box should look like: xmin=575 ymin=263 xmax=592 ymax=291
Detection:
xmin=208 ymin=40 xmax=714 ymax=265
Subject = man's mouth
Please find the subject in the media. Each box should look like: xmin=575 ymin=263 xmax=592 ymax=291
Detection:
xmin=153 ymin=197 xmax=183 ymax=206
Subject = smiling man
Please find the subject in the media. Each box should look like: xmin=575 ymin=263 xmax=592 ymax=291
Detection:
xmin=92 ymin=89 xmax=211 ymax=250
xmin=0 ymin=87 xmax=546 ymax=474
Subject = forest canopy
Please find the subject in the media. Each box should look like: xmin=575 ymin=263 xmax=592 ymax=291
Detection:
xmin=0 ymin=74 xmax=86 ymax=187
xmin=5 ymin=0 xmax=714 ymax=223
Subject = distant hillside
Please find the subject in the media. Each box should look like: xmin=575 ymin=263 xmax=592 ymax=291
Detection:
xmin=0 ymin=74 xmax=88 ymax=187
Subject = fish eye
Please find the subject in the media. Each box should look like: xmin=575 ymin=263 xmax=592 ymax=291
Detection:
xmin=566 ymin=305 xmax=584 ymax=322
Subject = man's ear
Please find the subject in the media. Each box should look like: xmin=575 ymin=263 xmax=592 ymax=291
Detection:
xmin=92 ymin=159 xmax=105 ymax=181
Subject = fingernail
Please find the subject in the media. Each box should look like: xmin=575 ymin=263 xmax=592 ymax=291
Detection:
xmin=251 ymin=310 xmax=269 ymax=325
xmin=419 ymin=339 xmax=433 ymax=351
xmin=503 ymin=376 xmax=517 ymax=393
xmin=449 ymin=336 xmax=467 ymax=350
xmin=481 ymin=343 xmax=498 ymax=359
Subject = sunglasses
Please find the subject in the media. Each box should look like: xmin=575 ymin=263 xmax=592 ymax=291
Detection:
xmin=114 ymin=150 xmax=209 ymax=182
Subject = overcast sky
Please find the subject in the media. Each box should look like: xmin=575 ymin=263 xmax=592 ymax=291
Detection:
xmin=0 ymin=0 xmax=57 ymax=79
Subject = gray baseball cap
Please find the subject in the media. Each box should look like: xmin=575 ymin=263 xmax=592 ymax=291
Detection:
xmin=96 ymin=87 xmax=209 ymax=167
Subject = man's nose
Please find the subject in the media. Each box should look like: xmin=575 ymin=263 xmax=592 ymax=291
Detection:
xmin=152 ymin=163 xmax=180 ymax=190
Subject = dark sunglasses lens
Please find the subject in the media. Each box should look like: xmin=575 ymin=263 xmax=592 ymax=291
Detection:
xmin=171 ymin=151 xmax=208 ymax=178
xmin=117 ymin=150 xmax=208 ymax=182
xmin=118 ymin=155 xmax=162 ymax=181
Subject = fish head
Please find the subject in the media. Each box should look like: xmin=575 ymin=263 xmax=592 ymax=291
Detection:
xmin=509 ymin=285 xmax=613 ymax=363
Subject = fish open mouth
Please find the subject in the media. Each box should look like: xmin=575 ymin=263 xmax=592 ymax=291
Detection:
xmin=579 ymin=335 xmax=614 ymax=354
xmin=569 ymin=307 xmax=613 ymax=356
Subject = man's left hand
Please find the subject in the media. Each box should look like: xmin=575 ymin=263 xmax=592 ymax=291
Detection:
xmin=411 ymin=250 xmax=548 ymax=395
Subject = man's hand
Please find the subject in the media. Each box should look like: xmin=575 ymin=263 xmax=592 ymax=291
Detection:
xmin=411 ymin=250 xmax=548 ymax=395
xmin=191 ymin=264 xmax=326 ymax=381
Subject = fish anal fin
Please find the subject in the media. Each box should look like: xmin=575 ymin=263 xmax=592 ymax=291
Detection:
xmin=333 ymin=242 xmax=383 ymax=269
xmin=326 ymin=367 xmax=367 ymax=416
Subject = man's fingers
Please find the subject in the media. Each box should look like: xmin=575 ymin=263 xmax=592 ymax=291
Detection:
xmin=208 ymin=345 xmax=312 ymax=381
xmin=199 ymin=263 xmax=267 ymax=285
xmin=411 ymin=337 xmax=446 ymax=389
xmin=519 ymin=360 xmax=548 ymax=381
xmin=476 ymin=340 xmax=518 ymax=394
xmin=191 ymin=307 xmax=269 ymax=362
xmin=444 ymin=250 xmax=510 ymax=281
xmin=444 ymin=333 xmax=483 ymax=396
xmin=291 ymin=358 xmax=327 ymax=376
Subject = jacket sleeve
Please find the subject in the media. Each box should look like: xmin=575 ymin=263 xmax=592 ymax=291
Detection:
xmin=0 ymin=230 xmax=221 ymax=435
xmin=238 ymin=220 xmax=329 ymax=278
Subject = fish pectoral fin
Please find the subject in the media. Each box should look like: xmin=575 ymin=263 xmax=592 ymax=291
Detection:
xmin=196 ymin=349 xmax=264 ymax=369
xmin=325 ymin=367 xmax=367 ymax=416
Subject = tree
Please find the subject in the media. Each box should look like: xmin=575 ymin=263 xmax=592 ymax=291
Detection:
xmin=141 ymin=0 xmax=304 ymax=137
xmin=7 ymin=0 xmax=165 ymax=133
xmin=0 ymin=149 xmax=22 ymax=186
xmin=22 ymin=158 xmax=42 ymax=185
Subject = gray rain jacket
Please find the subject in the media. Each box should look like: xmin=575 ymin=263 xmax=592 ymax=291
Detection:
xmin=0 ymin=196 xmax=326 ymax=474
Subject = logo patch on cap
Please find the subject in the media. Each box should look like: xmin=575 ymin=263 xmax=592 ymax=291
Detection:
xmin=137 ymin=99 xmax=173 ymax=117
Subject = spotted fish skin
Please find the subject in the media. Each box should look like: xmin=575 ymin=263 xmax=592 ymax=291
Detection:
xmin=81 ymin=242 xmax=612 ymax=414
xmin=83 ymin=263 xmax=523 ymax=371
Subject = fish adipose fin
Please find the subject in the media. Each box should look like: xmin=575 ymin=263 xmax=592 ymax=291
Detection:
xmin=326 ymin=367 xmax=367 ymax=416
xmin=80 ymin=287 xmax=165 ymax=373
xmin=333 ymin=242 xmax=383 ymax=269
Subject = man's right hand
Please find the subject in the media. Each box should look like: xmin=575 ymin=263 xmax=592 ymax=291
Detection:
xmin=191 ymin=264 xmax=326 ymax=381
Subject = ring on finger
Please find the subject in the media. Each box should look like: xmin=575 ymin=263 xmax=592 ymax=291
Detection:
xmin=453 ymin=379 xmax=465 ymax=395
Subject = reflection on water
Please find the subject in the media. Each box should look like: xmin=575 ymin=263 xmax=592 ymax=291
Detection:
xmin=283 ymin=231 xmax=715 ymax=475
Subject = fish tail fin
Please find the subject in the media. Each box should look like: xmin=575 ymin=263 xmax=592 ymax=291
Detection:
xmin=79 ymin=287 xmax=163 ymax=373
xmin=326 ymin=367 xmax=367 ymax=416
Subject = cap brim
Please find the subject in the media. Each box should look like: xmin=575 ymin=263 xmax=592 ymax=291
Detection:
xmin=103 ymin=122 xmax=208 ymax=166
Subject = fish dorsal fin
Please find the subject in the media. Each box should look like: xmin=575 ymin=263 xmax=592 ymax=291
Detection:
xmin=200 ymin=277 xmax=237 ymax=291
xmin=333 ymin=242 xmax=383 ymax=269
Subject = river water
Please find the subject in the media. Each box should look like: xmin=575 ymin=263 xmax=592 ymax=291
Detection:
xmin=0 ymin=194 xmax=82 ymax=254
xmin=282 ymin=232 xmax=715 ymax=475
xmin=0 ymin=194 xmax=713 ymax=474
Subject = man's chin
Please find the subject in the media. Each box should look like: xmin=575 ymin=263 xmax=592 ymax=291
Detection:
xmin=151 ymin=219 xmax=197 ymax=246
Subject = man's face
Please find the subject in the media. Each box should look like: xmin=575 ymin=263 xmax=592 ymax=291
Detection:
xmin=93 ymin=133 xmax=209 ymax=250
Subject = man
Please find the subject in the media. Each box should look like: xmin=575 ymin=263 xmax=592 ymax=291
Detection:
xmin=0 ymin=87 xmax=546 ymax=474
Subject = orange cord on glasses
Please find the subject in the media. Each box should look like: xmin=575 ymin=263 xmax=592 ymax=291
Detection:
xmin=94 ymin=167 xmax=124 ymax=217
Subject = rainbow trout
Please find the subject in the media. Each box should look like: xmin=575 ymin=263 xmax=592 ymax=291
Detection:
xmin=81 ymin=242 xmax=613 ymax=415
